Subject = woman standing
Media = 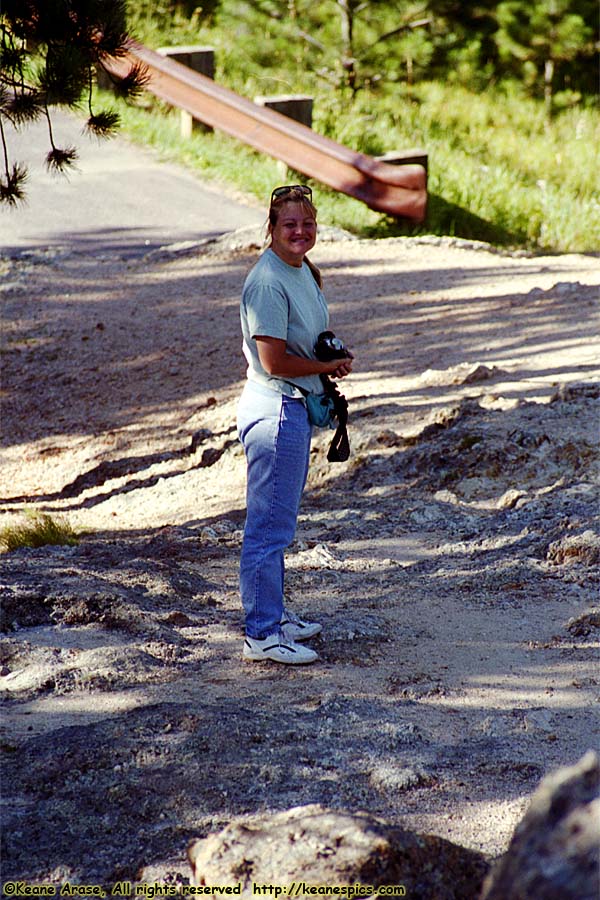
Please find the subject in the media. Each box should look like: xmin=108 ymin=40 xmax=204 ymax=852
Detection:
xmin=238 ymin=185 xmax=353 ymax=665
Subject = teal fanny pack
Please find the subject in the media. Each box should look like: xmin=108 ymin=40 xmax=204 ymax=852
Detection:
xmin=285 ymin=377 xmax=350 ymax=462
xmin=305 ymin=392 xmax=336 ymax=428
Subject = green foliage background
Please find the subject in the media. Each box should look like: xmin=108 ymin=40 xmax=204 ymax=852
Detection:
xmin=103 ymin=2 xmax=600 ymax=250
xmin=3 ymin=0 xmax=595 ymax=245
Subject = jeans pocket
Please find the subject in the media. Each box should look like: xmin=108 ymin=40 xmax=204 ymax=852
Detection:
xmin=237 ymin=382 xmax=283 ymax=443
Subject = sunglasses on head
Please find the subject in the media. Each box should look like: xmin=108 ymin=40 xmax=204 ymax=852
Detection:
xmin=270 ymin=184 xmax=313 ymax=203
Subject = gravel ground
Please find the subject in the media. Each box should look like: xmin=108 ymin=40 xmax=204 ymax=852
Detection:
xmin=1 ymin=231 xmax=599 ymax=889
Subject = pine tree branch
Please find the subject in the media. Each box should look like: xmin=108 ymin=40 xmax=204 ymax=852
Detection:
xmin=366 ymin=17 xmax=432 ymax=51
xmin=296 ymin=29 xmax=327 ymax=52
xmin=3 ymin=88 xmax=44 ymax=125
xmin=87 ymin=67 xmax=94 ymax=118
xmin=44 ymin=104 xmax=57 ymax=153
xmin=0 ymin=115 xmax=11 ymax=182
xmin=46 ymin=146 xmax=78 ymax=172
xmin=84 ymin=68 xmax=120 ymax=137
xmin=0 ymin=117 xmax=28 ymax=205
xmin=85 ymin=109 xmax=120 ymax=138
xmin=0 ymin=1 xmax=137 ymax=203
xmin=110 ymin=61 xmax=151 ymax=100
xmin=43 ymin=104 xmax=78 ymax=173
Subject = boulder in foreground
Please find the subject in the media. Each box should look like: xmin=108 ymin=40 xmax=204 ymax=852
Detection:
xmin=188 ymin=804 xmax=489 ymax=899
xmin=482 ymin=751 xmax=600 ymax=900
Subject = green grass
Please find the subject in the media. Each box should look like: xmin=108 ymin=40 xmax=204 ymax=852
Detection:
xmin=98 ymin=31 xmax=600 ymax=252
xmin=0 ymin=512 xmax=79 ymax=552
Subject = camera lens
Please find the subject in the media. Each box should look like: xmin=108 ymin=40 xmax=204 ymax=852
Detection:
xmin=314 ymin=331 xmax=349 ymax=361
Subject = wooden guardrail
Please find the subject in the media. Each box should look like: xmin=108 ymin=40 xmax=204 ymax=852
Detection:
xmin=104 ymin=42 xmax=427 ymax=221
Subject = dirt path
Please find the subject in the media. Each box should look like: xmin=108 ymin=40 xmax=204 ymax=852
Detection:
xmin=1 ymin=232 xmax=599 ymax=886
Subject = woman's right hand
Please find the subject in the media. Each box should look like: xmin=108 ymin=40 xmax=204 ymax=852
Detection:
xmin=323 ymin=355 xmax=353 ymax=379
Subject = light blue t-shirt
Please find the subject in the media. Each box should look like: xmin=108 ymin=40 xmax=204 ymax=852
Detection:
xmin=241 ymin=248 xmax=329 ymax=397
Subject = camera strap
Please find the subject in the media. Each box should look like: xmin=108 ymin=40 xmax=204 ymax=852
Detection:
xmin=278 ymin=265 xmax=350 ymax=458
xmin=281 ymin=377 xmax=350 ymax=463
xmin=320 ymin=375 xmax=350 ymax=463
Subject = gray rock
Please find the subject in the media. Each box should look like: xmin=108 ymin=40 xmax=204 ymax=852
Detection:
xmin=461 ymin=364 xmax=503 ymax=385
xmin=550 ymin=382 xmax=600 ymax=403
xmin=369 ymin=762 xmax=434 ymax=792
xmin=496 ymin=488 xmax=526 ymax=509
xmin=567 ymin=609 xmax=600 ymax=638
xmin=188 ymin=804 xmax=489 ymax=899
xmin=481 ymin=751 xmax=600 ymax=900
xmin=547 ymin=530 xmax=600 ymax=566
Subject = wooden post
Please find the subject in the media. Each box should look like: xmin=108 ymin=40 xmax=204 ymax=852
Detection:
xmin=254 ymin=95 xmax=313 ymax=129
xmin=254 ymin=96 xmax=314 ymax=178
xmin=157 ymin=46 xmax=216 ymax=136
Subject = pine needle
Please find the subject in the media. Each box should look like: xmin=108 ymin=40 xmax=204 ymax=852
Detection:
xmin=6 ymin=90 xmax=44 ymax=124
xmin=0 ymin=162 xmax=28 ymax=206
xmin=45 ymin=146 xmax=78 ymax=173
xmin=112 ymin=62 xmax=151 ymax=100
xmin=85 ymin=109 xmax=120 ymax=138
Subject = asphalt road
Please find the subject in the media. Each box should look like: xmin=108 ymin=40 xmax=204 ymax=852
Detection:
xmin=0 ymin=109 xmax=264 ymax=258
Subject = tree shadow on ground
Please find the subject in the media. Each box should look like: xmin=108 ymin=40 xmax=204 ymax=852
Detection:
xmin=1 ymin=381 xmax=597 ymax=881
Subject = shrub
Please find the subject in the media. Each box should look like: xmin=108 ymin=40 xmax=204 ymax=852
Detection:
xmin=0 ymin=512 xmax=79 ymax=552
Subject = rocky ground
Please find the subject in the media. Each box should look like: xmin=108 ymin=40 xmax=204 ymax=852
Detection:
xmin=1 ymin=230 xmax=599 ymax=891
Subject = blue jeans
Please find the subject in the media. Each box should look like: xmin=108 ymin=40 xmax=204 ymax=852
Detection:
xmin=237 ymin=381 xmax=312 ymax=640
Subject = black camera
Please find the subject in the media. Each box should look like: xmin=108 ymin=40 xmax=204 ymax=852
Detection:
xmin=314 ymin=331 xmax=350 ymax=362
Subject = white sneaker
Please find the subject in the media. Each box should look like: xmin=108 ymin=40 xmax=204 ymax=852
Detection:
xmin=280 ymin=606 xmax=322 ymax=642
xmin=243 ymin=631 xmax=318 ymax=665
